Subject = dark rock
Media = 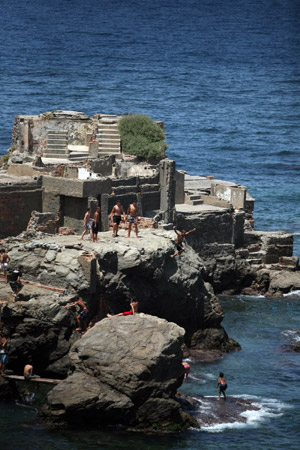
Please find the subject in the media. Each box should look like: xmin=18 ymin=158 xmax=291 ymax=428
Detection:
xmin=189 ymin=327 xmax=241 ymax=352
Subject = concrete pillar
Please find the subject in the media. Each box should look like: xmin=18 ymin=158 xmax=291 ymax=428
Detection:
xmin=159 ymin=159 xmax=176 ymax=223
xmin=100 ymin=193 xmax=109 ymax=231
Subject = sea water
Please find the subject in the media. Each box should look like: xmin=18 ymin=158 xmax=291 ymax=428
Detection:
xmin=1 ymin=295 xmax=300 ymax=449
xmin=0 ymin=0 xmax=299 ymax=447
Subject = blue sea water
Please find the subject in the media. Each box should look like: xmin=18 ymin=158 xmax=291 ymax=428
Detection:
xmin=0 ymin=0 xmax=299 ymax=447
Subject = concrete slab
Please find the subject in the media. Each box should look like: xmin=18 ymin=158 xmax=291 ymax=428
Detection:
xmin=185 ymin=174 xmax=241 ymax=191
xmin=41 ymin=157 xmax=70 ymax=165
xmin=175 ymin=203 xmax=228 ymax=214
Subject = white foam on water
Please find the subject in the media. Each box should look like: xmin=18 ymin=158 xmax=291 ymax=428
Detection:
xmin=198 ymin=395 xmax=291 ymax=433
xmin=284 ymin=290 xmax=300 ymax=297
xmin=281 ymin=329 xmax=300 ymax=342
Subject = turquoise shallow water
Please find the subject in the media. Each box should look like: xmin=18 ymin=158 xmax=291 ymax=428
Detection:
xmin=1 ymin=294 xmax=300 ymax=450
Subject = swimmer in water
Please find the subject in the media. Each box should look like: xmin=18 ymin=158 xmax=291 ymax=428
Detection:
xmin=216 ymin=371 xmax=227 ymax=400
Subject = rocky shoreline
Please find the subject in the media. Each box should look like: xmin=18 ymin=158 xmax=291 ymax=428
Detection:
xmin=0 ymin=110 xmax=299 ymax=431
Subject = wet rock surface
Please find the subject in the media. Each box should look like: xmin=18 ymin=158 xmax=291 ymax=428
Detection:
xmin=178 ymin=393 xmax=260 ymax=428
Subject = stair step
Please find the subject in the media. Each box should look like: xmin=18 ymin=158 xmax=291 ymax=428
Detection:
xmin=192 ymin=199 xmax=203 ymax=205
xmin=247 ymin=252 xmax=265 ymax=260
xmin=98 ymin=143 xmax=120 ymax=149
xmin=246 ymin=258 xmax=262 ymax=265
xmin=45 ymin=149 xmax=69 ymax=155
xmin=43 ymin=153 xmax=70 ymax=159
xmin=189 ymin=194 xmax=202 ymax=200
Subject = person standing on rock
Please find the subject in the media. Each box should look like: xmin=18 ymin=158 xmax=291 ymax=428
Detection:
xmin=0 ymin=249 xmax=10 ymax=283
xmin=92 ymin=207 xmax=100 ymax=242
xmin=80 ymin=208 xmax=93 ymax=240
xmin=0 ymin=335 xmax=8 ymax=376
xmin=126 ymin=200 xmax=139 ymax=238
xmin=64 ymin=295 xmax=89 ymax=333
xmin=216 ymin=371 xmax=227 ymax=400
xmin=110 ymin=200 xmax=125 ymax=237
xmin=107 ymin=300 xmax=139 ymax=317
xmin=171 ymin=226 xmax=196 ymax=258
xmin=9 ymin=265 xmax=24 ymax=302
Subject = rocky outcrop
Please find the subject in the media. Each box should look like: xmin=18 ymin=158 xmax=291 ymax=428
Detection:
xmin=1 ymin=290 xmax=79 ymax=377
xmin=41 ymin=314 xmax=197 ymax=431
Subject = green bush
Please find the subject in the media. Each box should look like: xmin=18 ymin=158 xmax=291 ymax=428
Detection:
xmin=118 ymin=114 xmax=167 ymax=161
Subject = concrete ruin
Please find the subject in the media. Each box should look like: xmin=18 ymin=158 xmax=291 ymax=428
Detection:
xmin=0 ymin=110 xmax=297 ymax=276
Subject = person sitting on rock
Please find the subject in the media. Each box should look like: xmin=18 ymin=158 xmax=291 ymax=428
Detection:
xmin=0 ymin=249 xmax=10 ymax=283
xmin=8 ymin=265 xmax=24 ymax=302
xmin=216 ymin=371 xmax=227 ymax=400
xmin=24 ymin=363 xmax=40 ymax=381
xmin=107 ymin=300 xmax=138 ymax=317
xmin=171 ymin=226 xmax=196 ymax=258
xmin=64 ymin=295 xmax=89 ymax=333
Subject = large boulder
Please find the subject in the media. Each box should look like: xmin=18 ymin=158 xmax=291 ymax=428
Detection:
xmin=42 ymin=314 xmax=196 ymax=431
xmin=267 ymin=270 xmax=300 ymax=297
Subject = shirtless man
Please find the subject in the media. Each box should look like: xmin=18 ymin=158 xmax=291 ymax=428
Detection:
xmin=107 ymin=300 xmax=138 ymax=317
xmin=92 ymin=207 xmax=100 ymax=242
xmin=64 ymin=295 xmax=89 ymax=332
xmin=216 ymin=371 xmax=227 ymax=400
xmin=0 ymin=336 xmax=8 ymax=376
xmin=80 ymin=208 xmax=93 ymax=240
xmin=171 ymin=226 xmax=196 ymax=258
xmin=126 ymin=200 xmax=139 ymax=238
xmin=110 ymin=200 xmax=125 ymax=237
xmin=0 ymin=249 xmax=10 ymax=283
xmin=24 ymin=363 xmax=40 ymax=381
xmin=9 ymin=265 xmax=23 ymax=302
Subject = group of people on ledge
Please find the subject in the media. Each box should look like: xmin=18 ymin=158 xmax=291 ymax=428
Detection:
xmin=80 ymin=199 xmax=139 ymax=241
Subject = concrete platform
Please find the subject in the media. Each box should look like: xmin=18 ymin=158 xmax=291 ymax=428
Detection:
xmin=4 ymin=375 xmax=61 ymax=384
xmin=175 ymin=203 xmax=228 ymax=214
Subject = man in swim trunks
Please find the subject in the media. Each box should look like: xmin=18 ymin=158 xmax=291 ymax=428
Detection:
xmin=9 ymin=265 xmax=24 ymax=302
xmin=107 ymin=300 xmax=138 ymax=317
xmin=0 ymin=335 xmax=8 ymax=376
xmin=216 ymin=371 xmax=227 ymax=400
xmin=92 ymin=207 xmax=100 ymax=242
xmin=126 ymin=200 xmax=139 ymax=238
xmin=0 ymin=249 xmax=10 ymax=283
xmin=24 ymin=363 xmax=40 ymax=381
xmin=110 ymin=200 xmax=125 ymax=237
xmin=80 ymin=208 xmax=93 ymax=240
xmin=171 ymin=226 xmax=196 ymax=258
xmin=64 ymin=295 xmax=89 ymax=333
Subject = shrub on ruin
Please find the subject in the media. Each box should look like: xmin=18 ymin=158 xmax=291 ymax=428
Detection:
xmin=118 ymin=114 xmax=167 ymax=161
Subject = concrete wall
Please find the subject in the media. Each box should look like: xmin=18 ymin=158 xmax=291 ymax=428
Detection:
xmin=90 ymin=155 xmax=115 ymax=176
xmin=11 ymin=112 xmax=93 ymax=157
xmin=211 ymin=183 xmax=247 ymax=209
xmin=176 ymin=209 xmax=235 ymax=250
xmin=0 ymin=182 xmax=43 ymax=238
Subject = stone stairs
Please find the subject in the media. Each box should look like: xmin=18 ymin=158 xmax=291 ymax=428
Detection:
xmin=185 ymin=192 xmax=203 ymax=206
xmin=68 ymin=145 xmax=89 ymax=162
xmin=97 ymin=116 xmax=121 ymax=155
xmin=44 ymin=131 xmax=69 ymax=159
